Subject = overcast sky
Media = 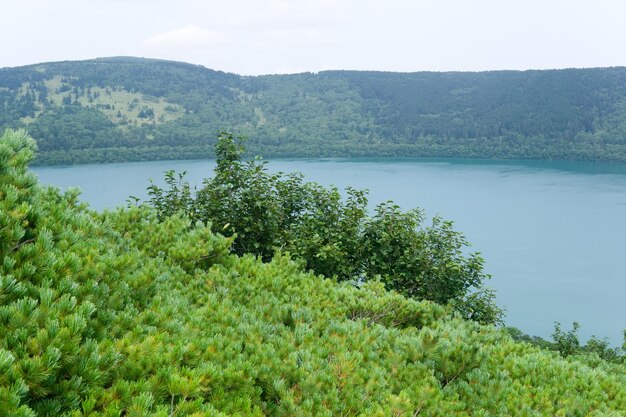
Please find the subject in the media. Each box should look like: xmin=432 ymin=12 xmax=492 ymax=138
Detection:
xmin=2 ymin=0 xmax=625 ymax=75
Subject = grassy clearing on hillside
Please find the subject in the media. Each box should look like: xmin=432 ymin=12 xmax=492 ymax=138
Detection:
xmin=35 ymin=76 xmax=185 ymax=127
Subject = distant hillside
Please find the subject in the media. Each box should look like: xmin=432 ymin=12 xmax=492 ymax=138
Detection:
xmin=2 ymin=57 xmax=626 ymax=165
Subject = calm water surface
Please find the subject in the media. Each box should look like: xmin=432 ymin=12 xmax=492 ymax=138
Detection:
xmin=33 ymin=158 xmax=626 ymax=345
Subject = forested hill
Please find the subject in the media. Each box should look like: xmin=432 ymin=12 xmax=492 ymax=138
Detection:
xmin=3 ymin=56 xmax=626 ymax=165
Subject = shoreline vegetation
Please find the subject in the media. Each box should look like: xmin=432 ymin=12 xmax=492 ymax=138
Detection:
xmin=30 ymin=141 xmax=626 ymax=167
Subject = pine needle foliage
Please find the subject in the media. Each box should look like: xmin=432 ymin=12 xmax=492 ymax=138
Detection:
xmin=1 ymin=129 xmax=625 ymax=416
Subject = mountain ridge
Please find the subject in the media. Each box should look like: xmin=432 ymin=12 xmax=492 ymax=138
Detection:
xmin=6 ymin=56 xmax=626 ymax=75
xmin=2 ymin=57 xmax=626 ymax=165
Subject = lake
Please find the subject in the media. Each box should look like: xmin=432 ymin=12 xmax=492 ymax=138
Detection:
xmin=33 ymin=158 xmax=626 ymax=346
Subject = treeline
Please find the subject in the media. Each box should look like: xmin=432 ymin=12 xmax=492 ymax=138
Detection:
xmin=3 ymin=57 xmax=626 ymax=165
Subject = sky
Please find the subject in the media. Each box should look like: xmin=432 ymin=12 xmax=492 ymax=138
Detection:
xmin=2 ymin=0 xmax=626 ymax=75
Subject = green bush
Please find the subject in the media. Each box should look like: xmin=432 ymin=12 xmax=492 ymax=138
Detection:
xmin=147 ymin=132 xmax=503 ymax=324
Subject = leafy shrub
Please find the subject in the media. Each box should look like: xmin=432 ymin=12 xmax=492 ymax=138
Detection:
xmin=147 ymin=132 xmax=503 ymax=324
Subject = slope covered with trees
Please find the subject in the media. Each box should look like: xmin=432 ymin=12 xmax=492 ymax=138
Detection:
xmin=1 ymin=129 xmax=625 ymax=416
xmin=2 ymin=57 xmax=626 ymax=165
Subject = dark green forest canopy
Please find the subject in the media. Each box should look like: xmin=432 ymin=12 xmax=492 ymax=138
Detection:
xmin=1 ymin=128 xmax=626 ymax=416
xmin=3 ymin=57 xmax=626 ymax=165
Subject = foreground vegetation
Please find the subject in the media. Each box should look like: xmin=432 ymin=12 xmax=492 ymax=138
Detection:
xmin=2 ymin=129 xmax=625 ymax=415
xmin=144 ymin=132 xmax=503 ymax=325
xmin=4 ymin=57 xmax=626 ymax=164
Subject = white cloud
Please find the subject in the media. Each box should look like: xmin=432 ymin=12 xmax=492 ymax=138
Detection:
xmin=4 ymin=0 xmax=626 ymax=73
xmin=144 ymin=25 xmax=224 ymax=47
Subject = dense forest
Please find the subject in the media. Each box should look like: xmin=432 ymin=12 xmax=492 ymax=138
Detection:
xmin=3 ymin=57 xmax=626 ymax=165
xmin=1 ymin=129 xmax=625 ymax=416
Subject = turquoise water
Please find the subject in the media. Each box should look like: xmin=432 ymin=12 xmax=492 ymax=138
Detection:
xmin=33 ymin=158 xmax=626 ymax=345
